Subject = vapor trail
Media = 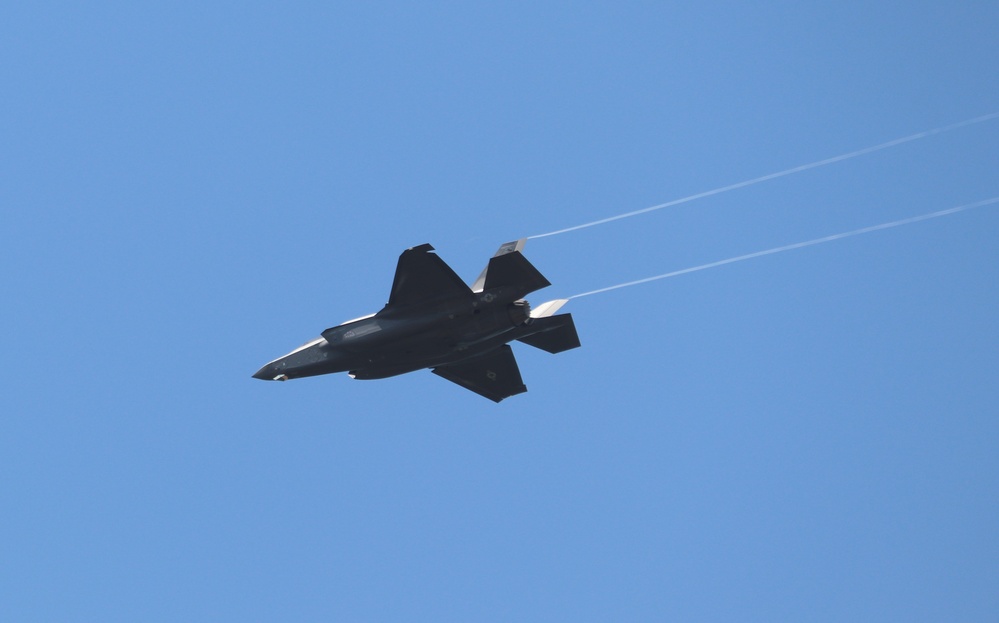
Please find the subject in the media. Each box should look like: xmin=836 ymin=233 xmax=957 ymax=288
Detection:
xmin=568 ymin=197 xmax=999 ymax=300
xmin=529 ymin=111 xmax=999 ymax=239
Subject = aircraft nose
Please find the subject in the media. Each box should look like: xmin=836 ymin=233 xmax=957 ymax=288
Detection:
xmin=253 ymin=364 xmax=276 ymax=380
xmin=253 ymin=363 xmax=290 ymax=381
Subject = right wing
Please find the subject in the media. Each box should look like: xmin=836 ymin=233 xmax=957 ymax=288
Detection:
xmin=432 ymin=345 xmax=527 ymax=402
xmin=387 ymin=244 xmax=472 ymax=308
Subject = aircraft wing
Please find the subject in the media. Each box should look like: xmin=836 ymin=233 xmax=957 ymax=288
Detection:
xmin=432 ymin=345 xmax=527 ymax=402
xmin=387 ymin=244 xmax=472 ymax=307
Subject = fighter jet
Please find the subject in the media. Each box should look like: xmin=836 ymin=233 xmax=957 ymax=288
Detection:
xmin=252 ymin=240 xmax=580 ymax=402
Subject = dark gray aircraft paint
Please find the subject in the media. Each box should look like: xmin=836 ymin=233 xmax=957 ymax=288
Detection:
xmin=252 ymin=240 xmax=580 ymax=402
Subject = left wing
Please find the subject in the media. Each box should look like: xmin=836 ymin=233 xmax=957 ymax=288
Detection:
xmin=387 ymin=244 xmax=472 ymax=308
xmin=432 ymin=345 xmax=527 ymax=402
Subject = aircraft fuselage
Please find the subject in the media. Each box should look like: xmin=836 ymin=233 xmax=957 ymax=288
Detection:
xmin=252 ymin=240 xmax=580 ymax=402
xmin=253 ymin=288 xmax=531 ymax=381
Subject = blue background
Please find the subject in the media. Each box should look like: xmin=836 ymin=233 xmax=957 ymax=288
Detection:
xmin=3 ymin=2 xmax=997 ymax=620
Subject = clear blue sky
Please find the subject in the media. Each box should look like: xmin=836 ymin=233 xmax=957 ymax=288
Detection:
xmin=3 ymin=2 xmax=997 ymax=620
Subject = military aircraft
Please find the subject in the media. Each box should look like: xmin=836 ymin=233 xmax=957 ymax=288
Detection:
xmin=252 ymin=240 xmax=580 ymax=402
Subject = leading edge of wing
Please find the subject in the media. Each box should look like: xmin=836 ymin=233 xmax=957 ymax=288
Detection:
xmin=432 ymin=345 xmax=527 ymax=402
xmin=387 ymin=243 xmax=472 ymax=308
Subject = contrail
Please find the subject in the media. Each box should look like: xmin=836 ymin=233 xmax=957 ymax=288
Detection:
xmin=529 ymin=111 xmax=999 ymax=239
xmin=568 ymin=196 xmax=999 ymax=300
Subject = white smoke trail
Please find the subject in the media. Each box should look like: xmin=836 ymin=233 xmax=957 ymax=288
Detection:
xmin=529 ymin=111 xmax=999 ymax=240
xmin=568 ymin=197 xmax=999 ymax=300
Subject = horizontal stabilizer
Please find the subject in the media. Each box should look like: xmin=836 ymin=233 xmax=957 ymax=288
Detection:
xmin=530 ymin=299 xmax=569 ymax=319
xmin=483 ymin=251 xmax=550 ymax=298
xmin=517 ymin=314 xmax=581 ymax=354
xmin=432 ymin=345 xmax=527 ymax=402
xmin=387 ymin=243 xmax=472 ymax=308
xmin=471 ymin=239 xmax=526 ymax=292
